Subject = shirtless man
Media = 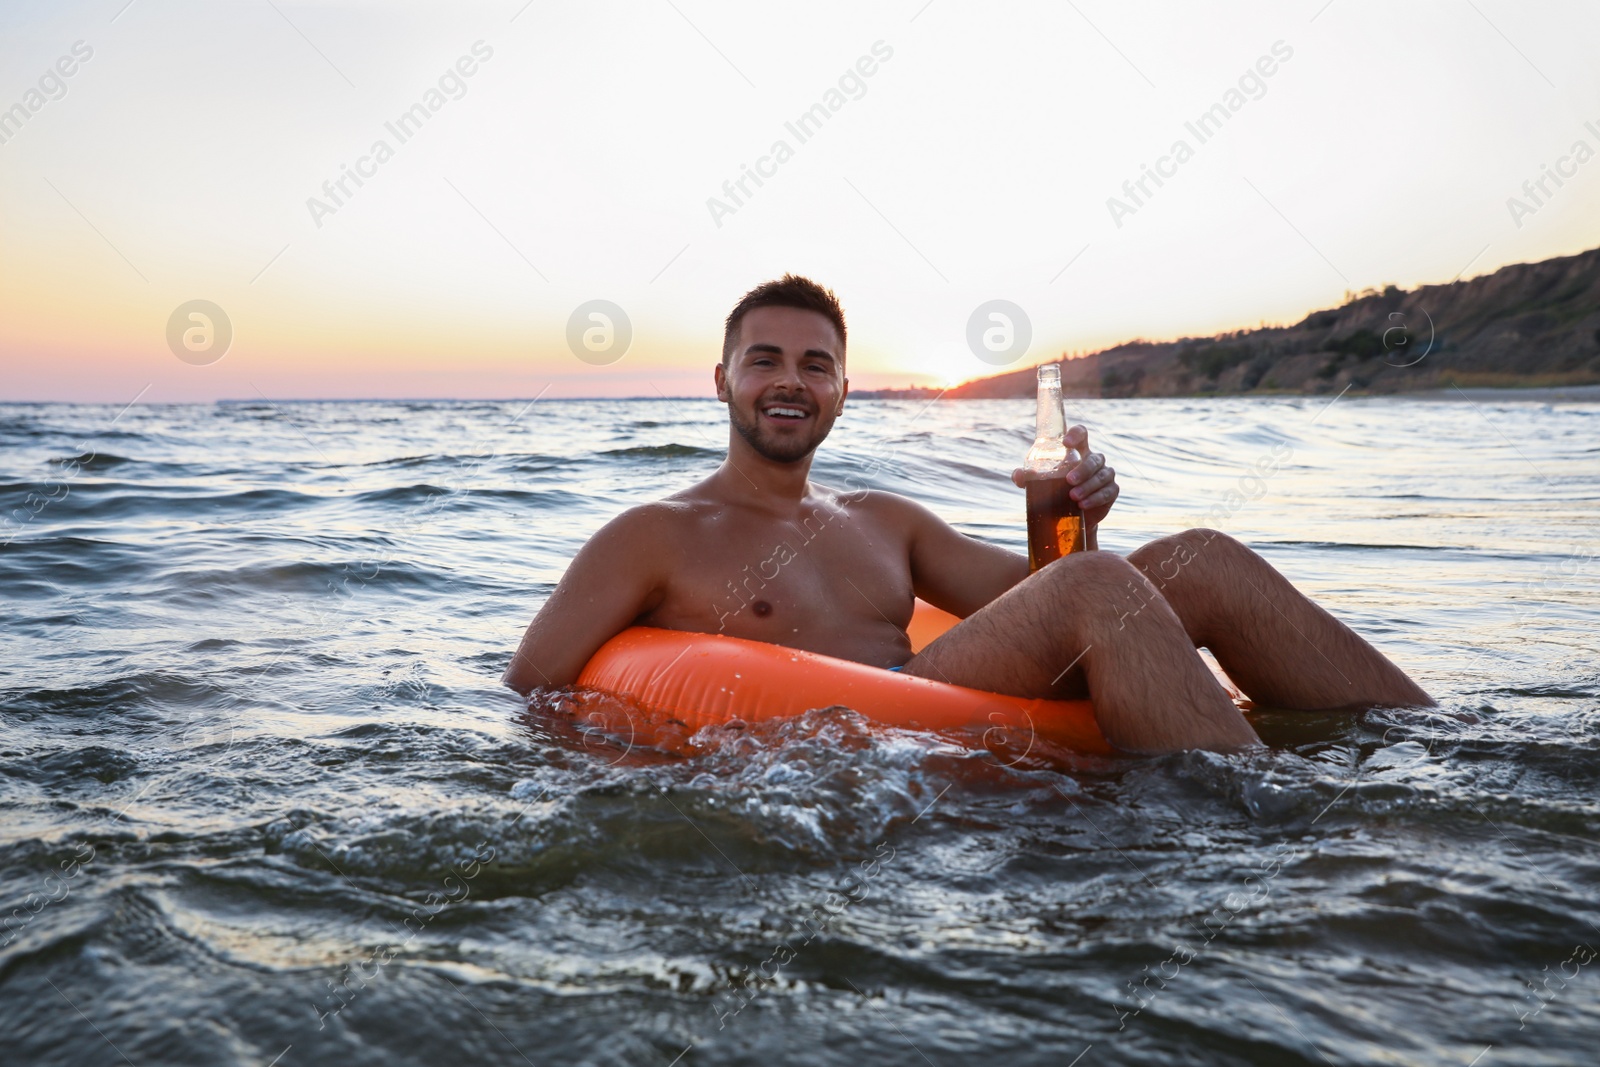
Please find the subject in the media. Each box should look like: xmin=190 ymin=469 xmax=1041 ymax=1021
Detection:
xmin=503 ymin=275 xmax=1433 ymax=754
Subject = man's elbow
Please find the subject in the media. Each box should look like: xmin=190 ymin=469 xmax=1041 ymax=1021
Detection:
xmin=501 ymin=654 xmax=549 ymax=696
xmin=503 ymin=648 xmax=578 ymax=695
xmin=501 ymin=667 xmax=531 ymax=697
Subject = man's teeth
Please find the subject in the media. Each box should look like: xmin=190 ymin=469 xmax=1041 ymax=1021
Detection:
xmin=765 ymin=406 xmax=807 ymax=418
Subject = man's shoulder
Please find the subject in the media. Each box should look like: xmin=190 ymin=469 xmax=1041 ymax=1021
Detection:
xmin=816 ymin=484 xmax=934 ymax=517
xmin=571 ymin=500 xmax=698 ymax=577
xmin=605 ymin=497 xmax=703 ymax=536
xmin=600 ymin=493 xmax=728 ymax=545
xmin=810 ymin=484 xmax=948 ymax=533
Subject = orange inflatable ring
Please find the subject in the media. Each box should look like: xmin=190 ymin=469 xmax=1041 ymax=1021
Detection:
xmin=575 ymin=600 xmax=1114 ymax=756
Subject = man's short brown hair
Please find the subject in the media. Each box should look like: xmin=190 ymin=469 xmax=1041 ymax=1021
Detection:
xmin=722 ymin=274 xmax=847 ymax=365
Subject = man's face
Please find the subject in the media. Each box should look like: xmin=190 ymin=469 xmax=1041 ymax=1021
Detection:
xmin=715 ymin=306 xmax=848 ymax=464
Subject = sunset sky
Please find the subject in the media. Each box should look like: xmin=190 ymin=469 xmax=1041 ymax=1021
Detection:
xmin=2 ymin=0 xmax=1598 ymax=401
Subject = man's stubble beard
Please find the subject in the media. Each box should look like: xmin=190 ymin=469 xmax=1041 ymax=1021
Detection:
xmin=727 ymin=398 xmax=835 ymax=464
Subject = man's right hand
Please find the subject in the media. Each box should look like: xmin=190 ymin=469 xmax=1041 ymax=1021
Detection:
xmin=1009 ymin=425 xmax=1120 ymax=528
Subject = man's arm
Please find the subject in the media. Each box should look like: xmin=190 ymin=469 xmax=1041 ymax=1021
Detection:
xmin=901 ymin=496 xmax=1030 ymax=617
xmin=501 ymin=506 xmax=672 ymax=694
xmin=905 ymin=428 xmax=1122 ymax=616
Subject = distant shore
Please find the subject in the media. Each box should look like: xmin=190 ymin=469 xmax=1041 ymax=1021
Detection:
xmin=1401 ymin=383 xmax=1600 ymax=402
xmin=863 ymin=245 xmax=1600 ymax=403
xmin=851 ymin=382 xmax=1600 ymax=403
xmin=852 ymin=383 xmax=1600 ymax=403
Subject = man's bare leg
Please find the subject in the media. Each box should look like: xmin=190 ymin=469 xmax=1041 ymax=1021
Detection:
xmin=903 ymin=551 xmax=1260 ymax=754
xmin=1127 ymin=528 xmax=1434 ymax=710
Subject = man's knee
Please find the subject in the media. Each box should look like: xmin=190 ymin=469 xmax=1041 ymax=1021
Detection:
xmin=1126 ymin=529 xmax=1257 ymax=644
xmin=1039 ymin=547 xmax=1145 ymax=593
xmin=1034 ymin=550 xmax=1167 ymax=634
xmin=1128 ymin=528 xmax=1243 ymax=586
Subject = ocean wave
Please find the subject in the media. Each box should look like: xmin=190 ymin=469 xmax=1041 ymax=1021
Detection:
xmin=4 ymin=671 xmax=236 ymax=720
xmin=144 ymin=557 xmax=476 ymax=602
xmin=599 ymin=444 xmax=719 ymax=459
xmin=47 ymin=451 xmax=136 ymax=471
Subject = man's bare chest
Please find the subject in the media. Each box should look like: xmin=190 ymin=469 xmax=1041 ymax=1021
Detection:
xmin=650 ymin=503 xmax=914 ymax=644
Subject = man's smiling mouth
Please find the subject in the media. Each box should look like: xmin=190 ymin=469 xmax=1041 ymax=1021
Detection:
xmin=762 ymin=404 xmax=810 ymax=421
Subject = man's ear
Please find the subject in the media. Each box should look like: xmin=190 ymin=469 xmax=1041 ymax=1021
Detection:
xmin=714 ymin=361 xmax=730 ymax=403
xmin=836 ymin=376 xmax=849 ymax=415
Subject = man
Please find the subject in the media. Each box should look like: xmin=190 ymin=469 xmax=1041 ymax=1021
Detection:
xmin=504 ymin=275 xmax=1433 ymax=754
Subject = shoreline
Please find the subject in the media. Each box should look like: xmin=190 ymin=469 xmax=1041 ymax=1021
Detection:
xmin=852 ymin=383 xmax=1600 ymax=403
xmin=1391 ymin=383 xmax=1600 ymax=402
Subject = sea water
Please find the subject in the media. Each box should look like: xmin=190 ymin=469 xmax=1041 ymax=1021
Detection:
xmin=1 ymin=395 xmax=1597 ymax=1066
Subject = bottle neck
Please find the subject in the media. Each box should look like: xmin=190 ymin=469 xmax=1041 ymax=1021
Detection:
xmin=1035 ymin=379 xmax=1064 ymax=443
xmin=1025 ymin=377 xmax=1068 ymax=472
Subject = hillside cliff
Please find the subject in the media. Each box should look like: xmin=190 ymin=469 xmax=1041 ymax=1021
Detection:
xmin=865 ymin=245 xmax=1600 ymax=399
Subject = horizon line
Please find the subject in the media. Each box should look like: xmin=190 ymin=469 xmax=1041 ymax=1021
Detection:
xmin=0 ymin=394 xmax=982 ymax=405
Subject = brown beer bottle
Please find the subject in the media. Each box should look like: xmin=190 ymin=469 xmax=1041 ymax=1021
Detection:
xmin=1024 ymin=364 xmax=1085 ymax=571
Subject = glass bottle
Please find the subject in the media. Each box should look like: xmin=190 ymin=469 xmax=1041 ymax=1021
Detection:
xmin=1023 ymin=364 xmax=1085 ymax=570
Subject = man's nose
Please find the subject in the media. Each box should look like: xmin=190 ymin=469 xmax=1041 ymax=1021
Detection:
xmin=774 ymin=362 xmax=806 ymax=391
